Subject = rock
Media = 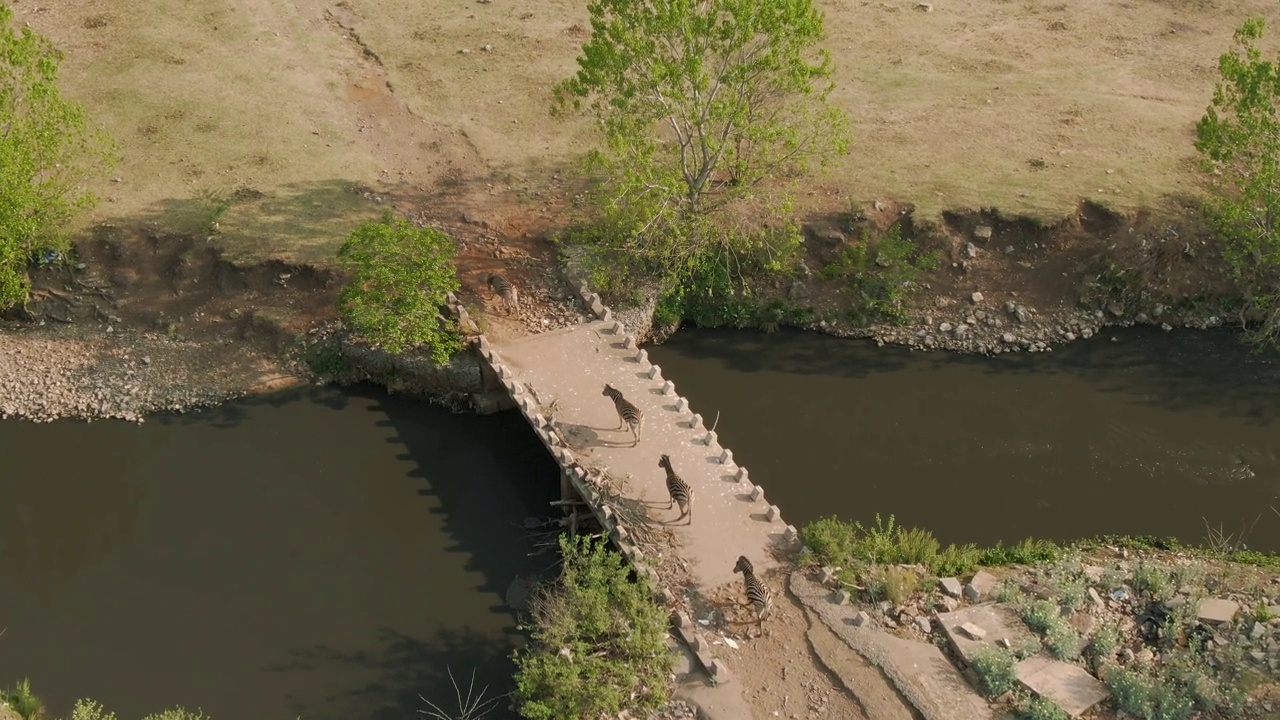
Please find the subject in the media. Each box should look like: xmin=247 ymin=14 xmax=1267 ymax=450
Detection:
xmin=915 ymin=616 xmax=933 ymax=634
xmin=954 ymin=323 xmax=969 ymax=338
xmin=970 ymin=291 xmax=984 ymax=304
xmin=939 ymin=577 xmax=964 ymax=598
xmin=964 ymin=570 xmax=999 ymax=602
xmin=974 ymin=225 xmax=993 ymax=241
xmin=1106 ymin=301 xmax=1125 ymax=317
xmin=851 ymin=611 xmax=872 ymax=627
xmin=963 ymin=242 xmax=977 ymax=259
xmin=1001 ymin=332 xmax=1018 ymax=344
xmin=1016 ymin=655 xmax=1110 ymax=718
xmin=939 ymin=322 xmax=953 ymax=333
xmin=1161 ymin=323 xmax=1173 ymax=331
xmin=1250 ymin=621 xmax=1267 ymax=640
xmin=958 ymin=622 xmax=987 ymax=640
xmin=1015 ymin=306 xmax=1032 ymax=324
xmin=1088 ymin=588 xmax=1104 ymax=608
xmin=916 ymin=2 xmax=933 ymax=10
xmin=1198 ymin=598 xmax=1240 ymax=625
xmin=788 ymin=280 xmax=809 ymax=301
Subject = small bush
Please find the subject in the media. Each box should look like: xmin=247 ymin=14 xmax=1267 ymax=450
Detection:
xmin=978 ymin=538 xmax=1063 ymax=567
xmin=870 ymin=565 xmax=921 ymax=605
xmin=970 ymin=646 xmax=1019 ymax=698
xmin=1086 ymin=619 xmax=1123 ymax=672
xmin=336 ymin=213 xmax=463 ymax=363
xmin=1013 ymin=691 xmax=1069 ymax=720
xmin=818 ymin=225 xmax=940 ymax=325
xmin=1104 ymin=666 xmax=1196 ymax=720
xmin=5 ymin=679 xmax=43 ymax=720
xmin=1131 ymin=561 xmax=1175 ymax=601
xmin=513 ymin=535 xmax=673 ymax=720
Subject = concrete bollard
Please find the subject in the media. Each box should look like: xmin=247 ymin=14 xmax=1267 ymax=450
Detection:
xmin=835 ymin=589 xmax=852 ymax=605
xmin=601 ymin=505 xmax=615 ymax=522
xmin=709 ymin=659 xmax=731 ymax=685
xmin=689 ymin=413 xmax=702 ymax=429
xmin=590 ymin=298 xmax=606 ymax=316
xmin=611 ymin=320 xmax=624 ymax=334
xmin=750 ymin=484 xmax=764 ymax=502
xmin=675 ymin=396 xmax=688 ymax=412
xmin=785 ymin=525 xmax=799 ymax=541
xmin=720 ymin=448 xmax=733 ymax=465
xmin=766 ymin=504 xmax=781 ymax=521
xmin=821 ymin=566 xmax=838 ymax=585
xmin=614 ymin=525 xmax=630 ymax=544
xmin=648 ymin=365 xmax=662 ymax=380
xmin=477 ymin=336 xmax=492 ymax=352
xmin=635 ymin=348 xmax=647 ymax=363
xmin=601 ymin=307 xmax=612 ymax=322
xmin=588 ymin=292 xmax=601 ymax=306
xmin=703 ymin=430 xmax=717 ymax=447
xmin=736 ymin=466 xmax=750 ymax=483
xmin=662 ymin=380 xmax=675 ymax=395
xmin=674 ymin=611 xmax=693 ymax=629
xmin=497 ymin=364 xmax=512 ymax=379
xmin=561 ymin=449 xmax=576 ymax=465
xmin=624 ymin=335 xmax=636 ymax=349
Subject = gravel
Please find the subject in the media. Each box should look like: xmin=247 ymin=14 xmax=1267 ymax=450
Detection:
xmin=0 ymin=325 xmax=287 ymax=423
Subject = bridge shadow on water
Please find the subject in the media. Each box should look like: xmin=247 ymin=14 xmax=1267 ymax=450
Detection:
xmin=155 ymin=383 xmax=559 ymax=720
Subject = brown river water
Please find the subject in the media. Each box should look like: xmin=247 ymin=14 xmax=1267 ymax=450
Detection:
xmin=2 ymin=327 xmax=1278 ymax=718
xmin=648 ymin=326 xmax=1280 ymax=552
xmin=0 ymin=386 xmax=556 ymax=720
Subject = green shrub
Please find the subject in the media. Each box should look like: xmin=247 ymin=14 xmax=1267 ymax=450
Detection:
xmin=1013 ymin=691 xmax=1069 ymax=720
xmin=800 ymin=516 xmax=1057 ymax=582
xmin=1086 ymin=619 xmax=1123 ymax=672
xmin=970 ymin=646 xmax=1019 ymax=698
xmin=336 ymin=213 xmax=463 ymax=363
xmin=1104 ymin=666 xmax=1196 ymax=720
xmin=818 ymin=225 xmax=940 ymax=325
xmin=513 ymin=535 xmax=673 ymax=720
xmin=1131 ymin=561 xmax=1175 ymax=601
xmin=5 ymin=679 xmax=43 ymax=720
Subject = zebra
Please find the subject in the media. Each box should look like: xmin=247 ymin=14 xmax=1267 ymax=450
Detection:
xmin=733 ymin=555 xmax=773 ymax=637
xmin=601 ymin=383 xmax=642 ymax=446
xmin=658 ymin=454 xmax=692 ymax=524
xmin=486 ymin=273 xmax=520 ymax=315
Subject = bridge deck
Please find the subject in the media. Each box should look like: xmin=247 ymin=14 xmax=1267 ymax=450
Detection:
xmin=489 ymin=319 xmax=791 ymax=592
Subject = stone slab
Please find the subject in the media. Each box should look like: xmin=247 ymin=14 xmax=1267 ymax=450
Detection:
xmin=939 ymin=577 xmax=964 ymax=598
xmin=936 ymin=603 xmax=1037 ymax=666
xmin=1197 ymin=597 xmax=1240 ymax=624
xmin=1015 ymin=655 xmax=1109 ymax=718
xmin=964 ymin=570 xmax=1000 ymax=602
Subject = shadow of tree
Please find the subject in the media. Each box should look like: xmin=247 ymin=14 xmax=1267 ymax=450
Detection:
xmin=98 ymin=179 xmax=389 ymax=267
xmin=651 ymin=325 xmax=1280 ymax=425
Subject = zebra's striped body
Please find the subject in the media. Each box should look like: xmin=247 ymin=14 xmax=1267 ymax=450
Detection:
xmin=658 ymin=454 xmax=692 ymax=524
xmin=733 ymin=555 xmax=773 ymax=636
xmin=487 ymin=273 xmax=520 ymax=315
xmin=602 ymin=384 xmax=642 ymax=446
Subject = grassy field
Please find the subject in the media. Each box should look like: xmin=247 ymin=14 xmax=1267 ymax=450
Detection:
xmin=20 ymin=0 xmax=1280 ymax=266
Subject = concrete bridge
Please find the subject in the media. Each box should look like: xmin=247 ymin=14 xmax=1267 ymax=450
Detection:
xmin=449 ymin=280 xmax=801 ymax=694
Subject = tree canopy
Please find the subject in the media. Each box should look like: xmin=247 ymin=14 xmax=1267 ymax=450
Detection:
xmin=335 ymin=215 xmax=463 ymax=363
xmin=0 ymin=4 xmax=115 ymax=308
xmin=553 ymin=0 xmax=849 ymax=283
xmin=1196 ymin=16 xmax=1280 ymax=346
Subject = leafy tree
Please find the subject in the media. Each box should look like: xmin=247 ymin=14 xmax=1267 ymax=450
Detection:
xmin=513 ymin=535 xmax=672 ymax=720
xmin=553 ymin=0 xmax=850 ymax=286
xmin=0 ymin=4 xmax=116 ymax=308
xmin=336 ymin=214 xmax=463 ymax=363
xmin=1196 ymin=16 xmax=1280 ymax=346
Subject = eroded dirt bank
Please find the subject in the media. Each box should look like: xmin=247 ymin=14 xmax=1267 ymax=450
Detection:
xmin=0 ymin=199 xmax=1253 ymax=424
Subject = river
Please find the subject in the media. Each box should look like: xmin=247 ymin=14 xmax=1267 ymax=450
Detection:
xmin=0 ymin=385 xmax=556 ymax=720
xmin=4 ymin=327 xmax=1279 ymax=718
xmin=647 ymin=327 xmax=1280 ymax=552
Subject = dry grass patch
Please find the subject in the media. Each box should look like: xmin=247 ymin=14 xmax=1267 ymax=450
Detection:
xmin=21 ymin=0 xmax=1280 ymax=270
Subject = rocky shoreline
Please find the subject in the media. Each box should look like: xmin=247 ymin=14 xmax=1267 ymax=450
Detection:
xmin=0 ymin=273 xmax=1244 ymax=425
xmin=0 ymin=324 xmax=299 ymax=424
xmin=830 ymin=298 xmax=1230 ymax=355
